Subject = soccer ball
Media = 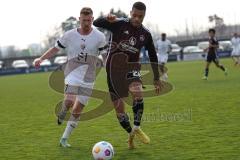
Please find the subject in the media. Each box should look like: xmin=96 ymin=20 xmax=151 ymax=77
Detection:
xmin=92 ymin=141 xmax=114 ymax=160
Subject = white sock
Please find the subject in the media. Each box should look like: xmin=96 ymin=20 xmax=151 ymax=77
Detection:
xmin=133 ymin=125 xmax=140 ymax=131
xmin=61 ymin=115 xmax=79 ymax=139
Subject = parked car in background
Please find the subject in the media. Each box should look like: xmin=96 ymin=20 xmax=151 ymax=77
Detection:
xmin=54 ymin=56 xmax=67 ymax=65
xmin=12 ymin=60 xmax=29 ymax=69
xmin=0 ymin=61 xmax=3 ymax=69
xmin=219 ymin=40 xmax=232 ymax=51
xmin=197 ymin=41 xmax=224 ymax=52
xmin=33 ymin=59 xmax=51 ymax=67
xmin=197 ymin=41 xmax=209 ymax=50
xmin=183 ymin=46 xmax=203 ymax=54
xmin=171 ymin=44 xmax=182 ymax=54
xmin=32 ymin=59 xmax=52 ymax=72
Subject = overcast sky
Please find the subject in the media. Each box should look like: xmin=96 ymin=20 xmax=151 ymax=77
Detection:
xmin=1 ymin=0 xmax=240 ymax=48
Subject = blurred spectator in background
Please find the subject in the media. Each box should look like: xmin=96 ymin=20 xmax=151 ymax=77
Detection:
xmin=156 ymin=33 xmax=172 ymax=81
xmin=230 ymin=33 xmax=240 ymax=66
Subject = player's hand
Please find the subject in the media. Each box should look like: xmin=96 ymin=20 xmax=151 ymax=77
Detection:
xmin=96 ymin=55 xmax=104 ymax=68
xmin=106 ymin=14 xmax=117 ymax=23
xmin=33 ymin=58 xmax=43 ymax=68
xmin=154 ymin=79 xmax=163 ymax=94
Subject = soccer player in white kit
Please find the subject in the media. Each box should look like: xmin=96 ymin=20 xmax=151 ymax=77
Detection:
xmin=33 ymin=7 xmax=106 ymax=147
xmin=231 ymin=33 xmax=240 ymax=66
xmin=156 ymin=33 xmax=172 ymax=81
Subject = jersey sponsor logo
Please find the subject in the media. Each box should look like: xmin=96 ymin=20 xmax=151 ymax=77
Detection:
xmin=124 ymin=30 xmax=129 ymax=35
xmin=109 ymin=41 xmax=139 ymax=54
xmin=119 ymin=40 xmax=138 ymax=53
xmin=129 ymin=36 xmax=137 ymax=46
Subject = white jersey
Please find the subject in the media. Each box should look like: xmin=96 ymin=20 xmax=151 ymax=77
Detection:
xmin=231 ymin=37 xmax=240 ymax=56
xmin=156 ymin=39 xmax=171 ymax=55
xmin=55 ymin=27 xmax=106 ymax=87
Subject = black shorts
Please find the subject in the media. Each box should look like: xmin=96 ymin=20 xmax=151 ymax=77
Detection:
xmin=206 ymin=53 xmax=219 ymax=63
xmin=107 ymin=70 xmax=142 ymax=101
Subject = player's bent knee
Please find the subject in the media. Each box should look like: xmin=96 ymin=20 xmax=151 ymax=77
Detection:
xmin=64 ymin=94 xmax=76 ymax=107
xmin=129 ymin=82 xmax=142 ymax=92
xmin=113 ymin=100 xmax=125 ymax=113
xmin=64 ymin=99 xmax=74 ymax=108
xmin=129 ymin=85 xmax=143 ymax=100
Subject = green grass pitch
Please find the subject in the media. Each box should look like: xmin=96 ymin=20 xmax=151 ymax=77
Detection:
xmin=0 ymin=58 xmax=239 ymax=160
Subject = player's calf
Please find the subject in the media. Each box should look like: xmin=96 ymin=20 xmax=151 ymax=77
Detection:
xmin=57 ymin=99 xmax=74 ymax=125
xmin=117 ymin=113 xmax=132 ymax=133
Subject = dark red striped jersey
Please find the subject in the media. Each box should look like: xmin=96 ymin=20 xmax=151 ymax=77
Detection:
xmin=208 ymin=37 xmax=219 ymax=55
xmin=93 ymin=17 xmax=159 ymax=80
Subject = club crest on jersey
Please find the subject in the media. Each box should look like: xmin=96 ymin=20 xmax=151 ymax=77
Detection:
xmin=129 ymin=37 xmax=137 ymax=46
xmin=140 ymin=35 xmax=145 ymax=41
xmin=80 ymin=44 xmax=86 ymax=50
xmin=124 ymin=30 xmax=129 ymax=34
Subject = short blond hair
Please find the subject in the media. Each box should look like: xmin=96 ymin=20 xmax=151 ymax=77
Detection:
xmin=80 ymin=7 xmax=93 ymax=15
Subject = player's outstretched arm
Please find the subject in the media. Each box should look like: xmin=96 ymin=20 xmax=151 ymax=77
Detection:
xmin=33 ymin=47 xmax=59 ymax=68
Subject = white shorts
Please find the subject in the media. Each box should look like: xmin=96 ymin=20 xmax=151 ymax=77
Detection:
xmin=158 ymin=54 xmax=168 ymax=64
xmin=64 ymin=64 xmax=95 ymax=106
xmin=231 ymin=49 xmax=240 ymax=56
xmin=77 ymin=95 xmax=90 ymax=106
xmin=64 ymin=84 xmax=93 ymax=106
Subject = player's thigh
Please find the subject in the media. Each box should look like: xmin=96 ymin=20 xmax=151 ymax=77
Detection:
xmin=162 ymin=55 xmax=168 ymax=63
xmin=129 ymin=81 xmax=143 ymax=100
xmin=64 ymin=84 xmax=79 ymax=106
xmin=107 ymin=71 xmax=129 ymax=101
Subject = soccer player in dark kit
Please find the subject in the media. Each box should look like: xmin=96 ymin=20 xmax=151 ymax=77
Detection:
xmin=93 ymin=1 xmax=162 ymax=149
xmin=202 ymin=28 xmax=228 ymax=80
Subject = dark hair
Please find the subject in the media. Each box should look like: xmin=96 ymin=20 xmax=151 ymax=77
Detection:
xmin=132 ymin=1 xmax=146 ymax=11
xmin=80 ymin=7 xmax=93 ymax=15
xmin=161 ymin=33 xmax=166 ymax=37
xmin=209 ymin=28 xmax=216 ymax=34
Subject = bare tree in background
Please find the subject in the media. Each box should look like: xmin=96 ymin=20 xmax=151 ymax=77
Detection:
xmin=5 ymin=46 xmax=18 ymax=58
xmin=42 ymin=16 xmax=78 ymax=53
xmin=208 ymin=14 xmax=226 ymax=35
xmin=61 ymin=16 xmax=78 ymax=32
xmin=145 ymin=22 xmax=161 ymax=41
xmin=96 ymin=8 xmax=129 ymax=39
xmin=110 ymin=8 xmax=128 ymax=18
xmin=0 ymin=47 xmax=2 ymax=59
